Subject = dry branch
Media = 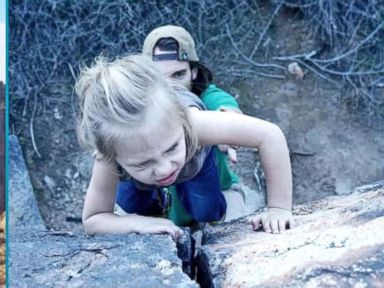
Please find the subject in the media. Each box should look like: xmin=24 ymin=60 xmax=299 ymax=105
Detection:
xmin=9 ymin=0 xmax=384 ymax=141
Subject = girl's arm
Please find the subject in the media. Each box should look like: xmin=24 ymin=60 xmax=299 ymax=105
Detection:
xmin=189 ymin=110 xmax=293 ymax=232
xmin=82 ymin=158 xmax=182 ymax=239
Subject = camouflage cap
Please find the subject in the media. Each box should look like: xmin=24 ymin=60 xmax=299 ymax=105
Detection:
xmin=143 ymin=25 xmax=199 ymax=62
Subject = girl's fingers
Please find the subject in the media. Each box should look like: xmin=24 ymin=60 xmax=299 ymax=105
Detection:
xmin=170 ymin=227 xmax=183 ymax=241
xmin=262 ymin=217 xmax=272 ymax=233
xmin=250 ymin=215 xmax=262 ymax=231
xmin=270 ymin=219 xmax=279 ymax=234
xmin=278 ymin=219 xmax=287 ymax=232
xmin=251 ymin=212 xmax=295 ymax=233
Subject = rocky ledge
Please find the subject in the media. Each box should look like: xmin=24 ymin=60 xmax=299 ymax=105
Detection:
xmin=9 ymin=135 xmax=196 ymax=287
xmin=197 ymin=183 xmax=384 ymax=287
xmin=9 ymin=231 xmax=197 ymax=288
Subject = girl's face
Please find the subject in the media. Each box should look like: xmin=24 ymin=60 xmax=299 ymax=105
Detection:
xmin=115 ymin=121 xmax=187 ymax=186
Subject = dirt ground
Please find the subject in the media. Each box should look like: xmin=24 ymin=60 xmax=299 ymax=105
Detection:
xmin=14 ymin=6 xmax=384 ymax=232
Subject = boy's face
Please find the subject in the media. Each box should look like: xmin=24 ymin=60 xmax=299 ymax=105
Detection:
xmin=115 ymin=119 xmax=187 ymax=187
xmin=153 ymin=47 xmax=197 ymax=91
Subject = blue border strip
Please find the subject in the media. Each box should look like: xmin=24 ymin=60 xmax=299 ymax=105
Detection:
xmin=5 ymin=0 xmax=8 ymax=286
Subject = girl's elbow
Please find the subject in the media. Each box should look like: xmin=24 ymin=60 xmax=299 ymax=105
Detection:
xmin=82 ymin=215 xmax=98 ymax=235
xmin=267 ymin=123 xmax=287 ymax=143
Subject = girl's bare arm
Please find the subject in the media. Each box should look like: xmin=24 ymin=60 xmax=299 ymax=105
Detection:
xmin=190 ymin=110 xmax=293 ymax=232
xmin=82 ymin=158 xmax=182 ymax=238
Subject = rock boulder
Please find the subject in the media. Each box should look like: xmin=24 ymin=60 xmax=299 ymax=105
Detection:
xmin=197 ymin=184 xmax=384 ymax=287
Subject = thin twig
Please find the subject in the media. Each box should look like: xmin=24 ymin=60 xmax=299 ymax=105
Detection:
xmin=314 ymin=22 xmax=384 ymax=64
xmin=249 ymin=2 xmax=283 ymax=59
xmin=225 ymin=23 xmax=285 ymax=71
xmin=30 ymin=93 xmax=42 ymax=158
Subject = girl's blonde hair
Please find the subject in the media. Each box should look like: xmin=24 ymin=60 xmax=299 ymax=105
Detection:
xmin=76 ymin=54 xmax=197 ymax=163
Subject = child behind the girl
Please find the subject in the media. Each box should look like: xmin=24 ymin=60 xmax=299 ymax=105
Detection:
xmin=76 ymin=54 xmax=293 ymax=239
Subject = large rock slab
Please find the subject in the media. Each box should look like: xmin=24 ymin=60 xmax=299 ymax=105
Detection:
xmin=9 ymin=231 xmax=198 ymax=288
xmin=9 ymin=135 xmax=46 ymax=232
xmin=9 ymin=134 xmax=196 ymax=287
xmin=197 ymin=185 xmax=384 ymax=287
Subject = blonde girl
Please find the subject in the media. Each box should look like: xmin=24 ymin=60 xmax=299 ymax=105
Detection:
xmin=76 ymin=54 xmax=293 ymax=239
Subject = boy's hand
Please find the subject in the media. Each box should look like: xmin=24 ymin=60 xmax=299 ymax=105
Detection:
xmin=137 ymin=218 xmax=183 ymax=241
xmin=250 ymin=207 xmax=294 ymax=234
xmin=218 ymin=144 xmax=238 ymax=163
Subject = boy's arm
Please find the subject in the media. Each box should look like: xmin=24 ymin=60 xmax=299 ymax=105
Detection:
xmin=190 ymin=110 xmax=293 ymax=233
xmin=201 ymin=85 xmax=241 ymax=162
xmin=217 ymin=107 xmax=242 ymax=163
xmin=200 ymin=85 xmax=240 ymax=112
xmin=82 ymin=157 xmax=182 ymax=239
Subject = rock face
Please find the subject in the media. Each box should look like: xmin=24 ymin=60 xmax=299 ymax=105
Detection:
xmin=9 ymin=135 xmax=46 ymax=232
xmin=9 ymin=135 xmax=197 ymax=287
xmin=9 ymin=231 xmax=197 ymax=288
xmin=197 ymin=185 xmax=384 ymax=287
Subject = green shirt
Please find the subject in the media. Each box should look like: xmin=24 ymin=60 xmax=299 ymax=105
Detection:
xmin=201 ymin=84 xmax=240 ymax=113
xmin=168 ymin=84 xmax=240 ymax=225
xmin=201 ymin=84 xmax=240 ymax=190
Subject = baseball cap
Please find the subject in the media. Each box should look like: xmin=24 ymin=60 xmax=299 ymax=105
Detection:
xmin=143 ymin=25 xmax=213 ymax=95
xmin=143 ymin=25 xmax=199 ymax=62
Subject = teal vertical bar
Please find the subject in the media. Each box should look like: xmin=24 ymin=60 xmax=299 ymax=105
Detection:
xmin=5 ymin=0 xmax=8 ymax=286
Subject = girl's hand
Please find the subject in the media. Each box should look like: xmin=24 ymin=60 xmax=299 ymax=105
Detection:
xmin=137 ymin=217 xmax=183 ymax=241
xmin=250 ymin=207 xmax=294 ymax=234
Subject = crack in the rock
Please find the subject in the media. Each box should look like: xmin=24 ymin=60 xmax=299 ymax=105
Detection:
xmin=67 ymin=261 xmax=93 ymax=282
xmin=52 ymin=248 xmax=110 ymax=282
xmin=40 ymin=231 xmax=74 ymax=237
